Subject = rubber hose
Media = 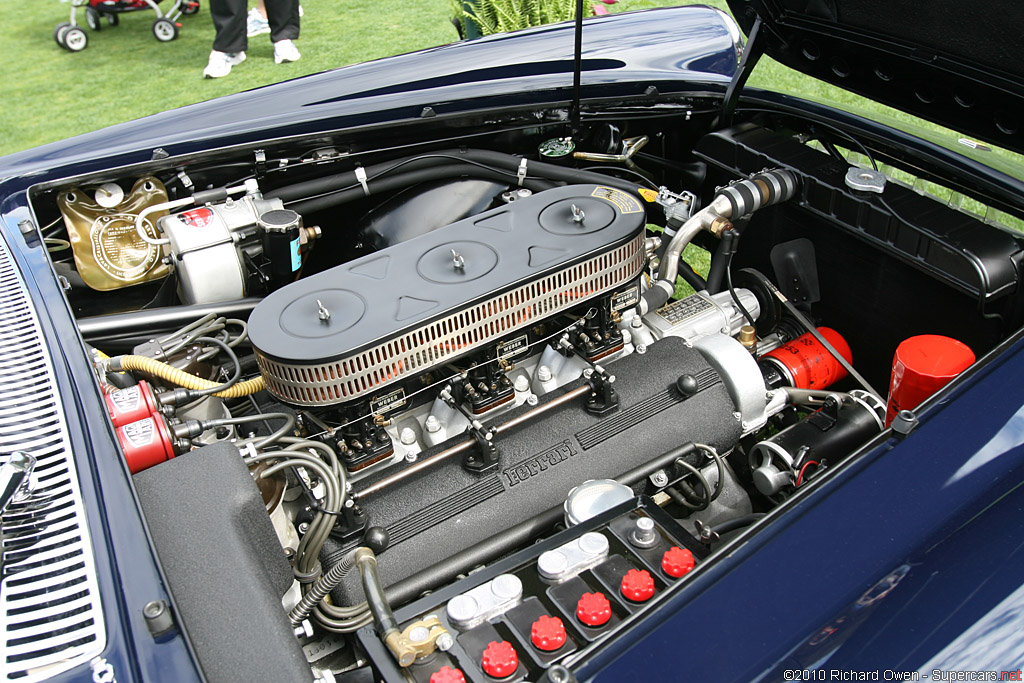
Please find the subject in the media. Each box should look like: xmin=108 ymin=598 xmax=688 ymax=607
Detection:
xmin=111 ymin=355 xmax=266 ymax=398
xmin=290 ymin=548 xmax=361 ymax=625
xmin=290 ymin=165 xmax=555 ymax=215
xmin=267 ymin=155 xmax=473 ymax=202
xmin=710 ymin=513 xmax=766 ymax=536
xmin=272 ymin=148 xmax=644 ymax=210
xmin=677 ymin=260 xmax=707 ymax=293
xmin=356 ymin=549 xmax=402 ymax=641
xmin=705 ymin=229 xmax=737 ymax=295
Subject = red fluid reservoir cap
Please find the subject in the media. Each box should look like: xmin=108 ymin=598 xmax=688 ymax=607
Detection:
xmin=620 ymin=568 xmax=655 ymax=602
xmin=430 ymin=666 xmax=467 ymax=683
xmin=531 ymin=614 xmax=567 ymax=651
xmin=662 ymin=546 xmax=695 ymax=578
xmin=481 ymin=641 xmax=518 ymax=679
xmin=576 ymin=592 xmax=612 ymax=627
xmin=764 ymin=327 xmax=852 ymax=390
xmin=886 ymin=335 xmax=974 ymax=426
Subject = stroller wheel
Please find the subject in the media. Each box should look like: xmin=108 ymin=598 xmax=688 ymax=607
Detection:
xmin=182 ymin=1 xmax=200 ymax=15
xmin=85 ymin=6 xmax=102 ymax=31
xmin=107 ymin=13 xmax=119 ymax=26
xmin=152 ymin=18 xmax=178 ymax=42
xmin=53 ymin=22 xmax=71 ymax=48
xmin=64 ymin=26 xmax=89 ymax=51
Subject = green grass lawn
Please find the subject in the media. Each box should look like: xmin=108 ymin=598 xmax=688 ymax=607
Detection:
xmin=3 ymin=0 xmax=1023 ymax=189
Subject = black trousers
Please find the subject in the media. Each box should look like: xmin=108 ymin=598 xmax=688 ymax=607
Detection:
xmin=210 ymin=0 xmax=300 ymax=53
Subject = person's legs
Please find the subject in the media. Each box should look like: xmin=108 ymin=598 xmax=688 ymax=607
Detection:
xmin=265 ymin=0 xmax=300 ymax=43
xmin=247 ymin=0 xmax=270 ymax=36
xmin=210 ymin=0 xmax=248 ymax=54
xmin=206 ymin=0 xmax=248 ymax=77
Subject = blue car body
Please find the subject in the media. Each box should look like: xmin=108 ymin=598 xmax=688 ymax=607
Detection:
xmin=3 ymin=4 xmax=1024 ymax=682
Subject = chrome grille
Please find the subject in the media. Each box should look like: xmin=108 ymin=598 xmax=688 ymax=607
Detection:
xmin=0 ymin=234 xmax=105 ymax=681
xmin=257 ymin=232 xmax=647 ymax=407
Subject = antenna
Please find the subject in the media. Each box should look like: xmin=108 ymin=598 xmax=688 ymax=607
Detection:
xmin=570 ymin=0 xmax=584 ymax=134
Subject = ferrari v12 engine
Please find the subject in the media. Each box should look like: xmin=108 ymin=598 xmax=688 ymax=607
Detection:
xmin=248 ymin=184 xmax=647 ymax=407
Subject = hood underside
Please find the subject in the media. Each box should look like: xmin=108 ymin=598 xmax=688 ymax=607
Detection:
xmin=728 ymin=0 xmax=1024 ymax=156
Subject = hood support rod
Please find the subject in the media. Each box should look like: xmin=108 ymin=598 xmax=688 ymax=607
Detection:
xmin=719 ymin=14 xmax=764 ymax=126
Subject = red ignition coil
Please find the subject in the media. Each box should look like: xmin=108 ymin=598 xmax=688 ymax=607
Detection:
xmin=116 ymin=414 xmax=181 ymax=474
xmin=104 ymin=380 xmax=163 ymax=427
xmin=531 ymin=615 xmax=567 ymax=651
xmin=430 ymin=666 xmax=467 ymax=683
xmin=620 ymin=568 xmax=655 ymax=602
xmin=481 ymin=640 xmax=518 ymax=679
xmin=662 ymin=547 xmax=695 ymax=578
xmin=576 ymin=592 xmax=611 ymax=627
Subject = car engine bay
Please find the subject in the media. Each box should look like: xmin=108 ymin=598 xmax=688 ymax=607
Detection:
xmin=26 ymin=105 xmax=1024 ymax=681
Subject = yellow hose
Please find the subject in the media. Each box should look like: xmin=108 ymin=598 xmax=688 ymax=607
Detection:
xmin=113 ymin=355 xmax=265 ymax=398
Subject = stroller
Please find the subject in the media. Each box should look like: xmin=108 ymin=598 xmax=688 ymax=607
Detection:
xmin=55 ymin=0 xmax=200 ymax=52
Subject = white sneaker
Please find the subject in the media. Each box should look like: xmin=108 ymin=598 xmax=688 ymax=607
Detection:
xmin=273 ymin=39 xmax=300 ymax=64
xmin=246 ymin=8 xmax=270 ymax=36
xmin=203 ymin=50 xmax=245 ymax=78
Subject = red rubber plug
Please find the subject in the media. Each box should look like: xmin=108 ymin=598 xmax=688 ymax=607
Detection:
xmin=531 ymin=614 xmax=567 ymax=651
xmin=481 ymin=640 xmax=518 ymax=679
xmin=662 ymin=546 xmax=695 ymax=578
xmin=620 ymin=568 xmax=655 ymax=602
xmin=576 ymin=591 xmax=612 ymax=627
xmin=431 ymin=666 xmax=467 ymax=683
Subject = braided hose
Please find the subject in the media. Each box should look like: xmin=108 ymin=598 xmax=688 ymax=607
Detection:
xmin=111 ymin=355 xmax=265 ymax=398
xmin=290 ymin=548 xmax=361 ymax=625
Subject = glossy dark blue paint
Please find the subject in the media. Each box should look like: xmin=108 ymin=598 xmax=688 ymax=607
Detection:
xmin=0 ymin=194 xmax=203 ymax=682
xmin=581 ymin=331 xmax=1024 ymax=681
xmin=0 ymin=5 xmax=738 ymax=179
xmin=2 ymin=3 xmax=1023 ymax=680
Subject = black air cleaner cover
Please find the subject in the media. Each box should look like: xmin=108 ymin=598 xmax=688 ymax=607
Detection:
xmin=250 ymin=184 xmax=647 ymax=406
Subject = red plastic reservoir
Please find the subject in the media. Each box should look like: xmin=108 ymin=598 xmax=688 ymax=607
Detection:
xmin=104 ymin=380 xmax=161 ymax=427
xmin=763 ymin=327 xmax=852 ymax=390
xmin=116 ymin=415 xmax=177 ymax=474
xmin=886 ymin=335 xmax=974 ymax=426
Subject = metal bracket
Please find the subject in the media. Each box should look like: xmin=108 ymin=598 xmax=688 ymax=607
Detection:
xmin=254 ymin=149 xmax=267 ymax=178
xmin=439 ymin=387 xmax=499 ymax=472
xmin=890 ymin=409 xmax=918 ymax=437
xmin=556 ymin=336 xmax=619 ymax=415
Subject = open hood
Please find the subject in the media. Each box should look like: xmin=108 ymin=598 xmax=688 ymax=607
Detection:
xmin=727 ymin=0 xmax=1024 ymax=155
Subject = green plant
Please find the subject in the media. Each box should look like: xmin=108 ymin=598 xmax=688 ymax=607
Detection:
xmin=454 ymin=0 xmax=579 ymax=37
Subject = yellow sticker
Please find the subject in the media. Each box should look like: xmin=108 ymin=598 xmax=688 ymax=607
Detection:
xmin=638 ymin=188 xmax=659 ymax=202
xmin=591 ymin=186 xmax=643 ymax=214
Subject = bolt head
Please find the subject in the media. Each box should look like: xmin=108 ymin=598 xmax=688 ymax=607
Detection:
xmin=408 ymin=625 xmax=430 ymax=643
